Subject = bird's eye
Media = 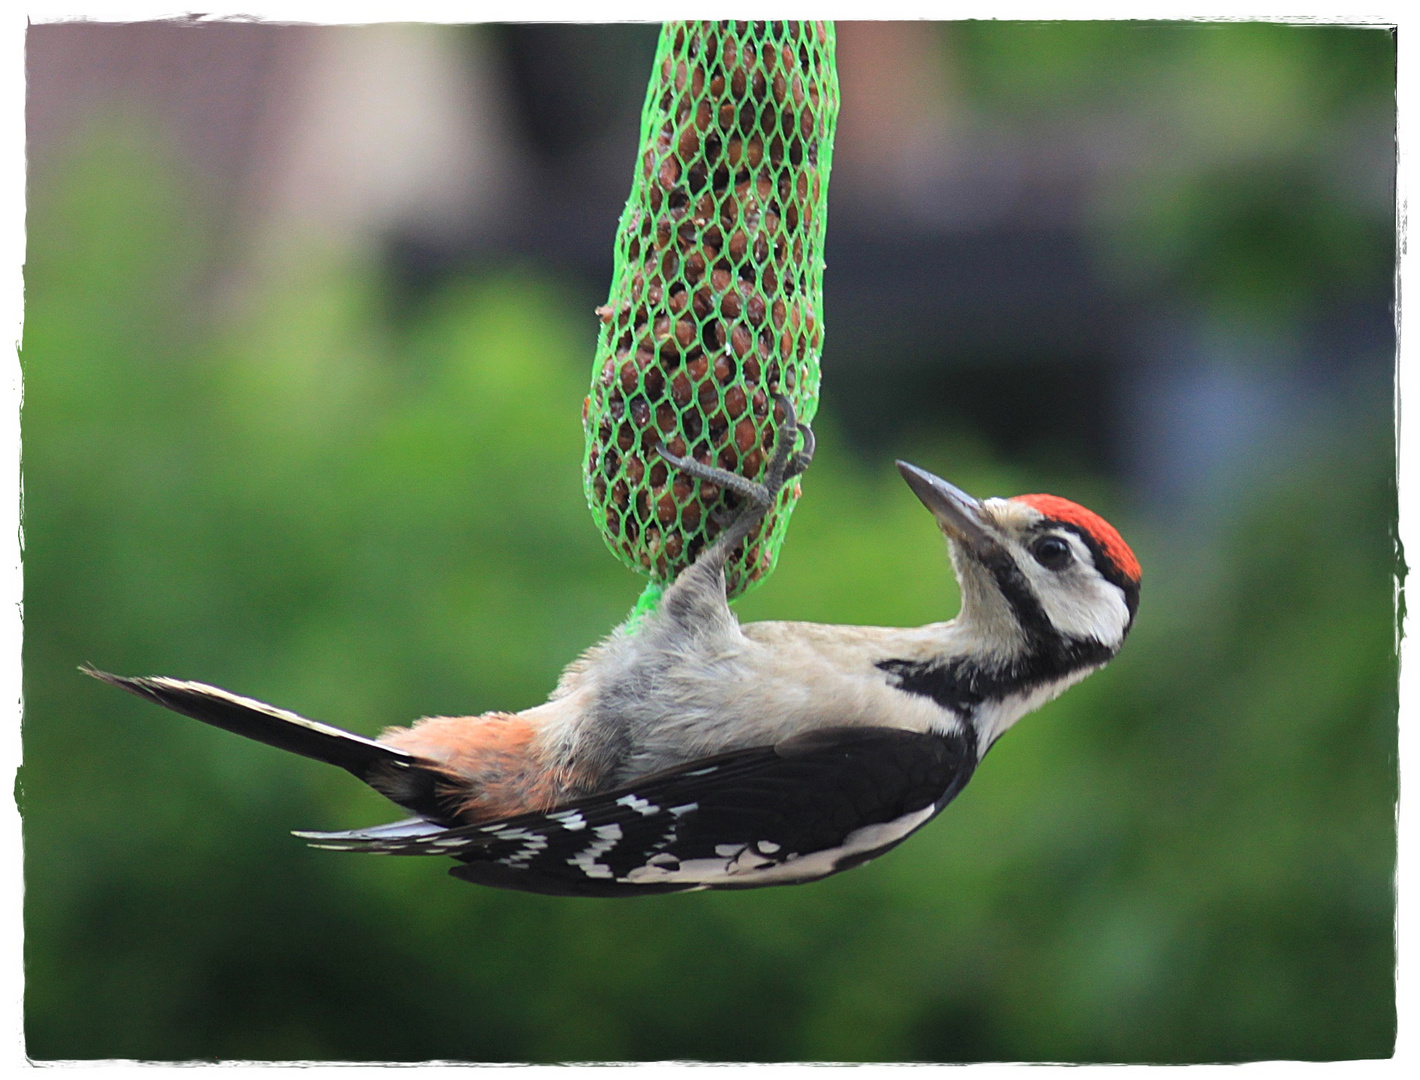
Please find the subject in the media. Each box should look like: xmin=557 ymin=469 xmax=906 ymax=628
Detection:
xmin=1032 ymin=535 xmax=1073 ymax=570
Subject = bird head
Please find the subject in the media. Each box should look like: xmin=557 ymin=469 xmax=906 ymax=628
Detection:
xmin=896 ymin=461 xmax=1141 ymax=668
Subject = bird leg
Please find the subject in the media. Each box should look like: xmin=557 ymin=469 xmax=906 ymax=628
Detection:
xmin=656 ymin=395 xmax=814 ymax=562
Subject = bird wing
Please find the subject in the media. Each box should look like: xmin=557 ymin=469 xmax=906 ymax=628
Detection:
xmin=296 ymin=725 xmax=977 ymax=896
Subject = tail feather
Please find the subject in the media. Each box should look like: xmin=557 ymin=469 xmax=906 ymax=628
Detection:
xmin=294 ymin=816 xmax=448 ymax=850
xmin=83 ymin=665 xmax=460 ymax=823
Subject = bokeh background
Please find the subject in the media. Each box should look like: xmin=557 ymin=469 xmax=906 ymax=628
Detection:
xmin=22 ymin=20 xmax=1396 ymax=1062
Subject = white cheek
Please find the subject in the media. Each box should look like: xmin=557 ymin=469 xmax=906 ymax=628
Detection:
xmin=1035 ymin=575 xmax=1130 ymax=647
xmin=1010 ymin=536 xmax=1130 ymax=648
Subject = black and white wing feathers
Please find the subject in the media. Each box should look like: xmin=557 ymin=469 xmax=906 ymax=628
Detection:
xmin=297 ymin=725 xmax=977 ymax=896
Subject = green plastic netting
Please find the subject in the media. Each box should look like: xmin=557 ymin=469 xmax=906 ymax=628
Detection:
xmin=582 ymin=20 xmax=839 ymax=605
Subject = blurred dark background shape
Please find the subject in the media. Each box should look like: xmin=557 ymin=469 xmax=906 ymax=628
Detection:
xmin=22 ymin=20 xmax=1396 ymax=1062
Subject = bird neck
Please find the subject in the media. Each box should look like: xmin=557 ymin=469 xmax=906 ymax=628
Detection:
xmin=877 ymin=554 xmax=1117 ymax=753
xmin=878 ymin=636 xmax=1106 ymax=754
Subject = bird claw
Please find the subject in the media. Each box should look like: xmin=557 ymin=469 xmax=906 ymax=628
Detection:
xmin=759 ymin=394 xmax=814 ymax=497
xmin=654 ymin=394 xmax=814 ymax=514
xmin=653 ymin=444 xmax=772 ymax=507
xmin=783 ymin=403 xmax=815 ymax=481
xmin=653 ymin=394 xmax=815 ymax=574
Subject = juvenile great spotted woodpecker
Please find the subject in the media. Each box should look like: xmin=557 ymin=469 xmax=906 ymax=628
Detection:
xmin=87 ymin=403 xmax=1140 ymax=896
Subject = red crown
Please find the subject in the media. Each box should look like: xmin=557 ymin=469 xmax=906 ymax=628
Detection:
xmin=1011 ymin=494 xmax=1141 ymax=583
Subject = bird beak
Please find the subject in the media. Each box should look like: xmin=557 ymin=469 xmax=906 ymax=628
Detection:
xmin=896 ymin=462 xmax=994 ymax=552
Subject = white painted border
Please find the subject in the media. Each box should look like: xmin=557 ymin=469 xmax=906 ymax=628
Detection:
xmin=4 ymin=1 xmax=1409 ymax=1074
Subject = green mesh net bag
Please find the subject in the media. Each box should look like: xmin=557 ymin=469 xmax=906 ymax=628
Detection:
xmin=583 ymin=20 xmax=839 ymax=609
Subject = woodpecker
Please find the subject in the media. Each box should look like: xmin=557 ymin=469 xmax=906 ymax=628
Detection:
xmin=87 ymin=405 xmax=1139 ymax=896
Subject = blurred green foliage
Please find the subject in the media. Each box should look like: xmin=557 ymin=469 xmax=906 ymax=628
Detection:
xmin=23 ymin=23 xmax=1395 ymax=1063
xmin=955 ymin=23 xmax=1395 ymax=319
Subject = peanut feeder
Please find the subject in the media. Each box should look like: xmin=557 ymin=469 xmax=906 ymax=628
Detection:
xmin=583 ymin=20 xmax=839 ymax=604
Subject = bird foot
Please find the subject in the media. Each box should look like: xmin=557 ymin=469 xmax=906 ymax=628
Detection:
xmin=656 ymin=397 xmax=814 ymax=565
xmin=656 ymin=395 xmax=813 ymax=513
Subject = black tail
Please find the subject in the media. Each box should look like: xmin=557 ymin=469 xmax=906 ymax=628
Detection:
xmin=83 ymin=666 xmax=460 ymax=823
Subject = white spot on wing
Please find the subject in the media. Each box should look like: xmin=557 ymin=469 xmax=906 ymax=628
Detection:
xmin=567 ymin=823 xmax=624 ymax=879
xmin=549 ymin=810 xmax=586 ymax=831
xmin=501 ymin=833 xmax=549 ymax=867
xmin=616 ymin=794 xmax=660 ymax=816
xmin=618 ymin=805 xmax=937 ymax=887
